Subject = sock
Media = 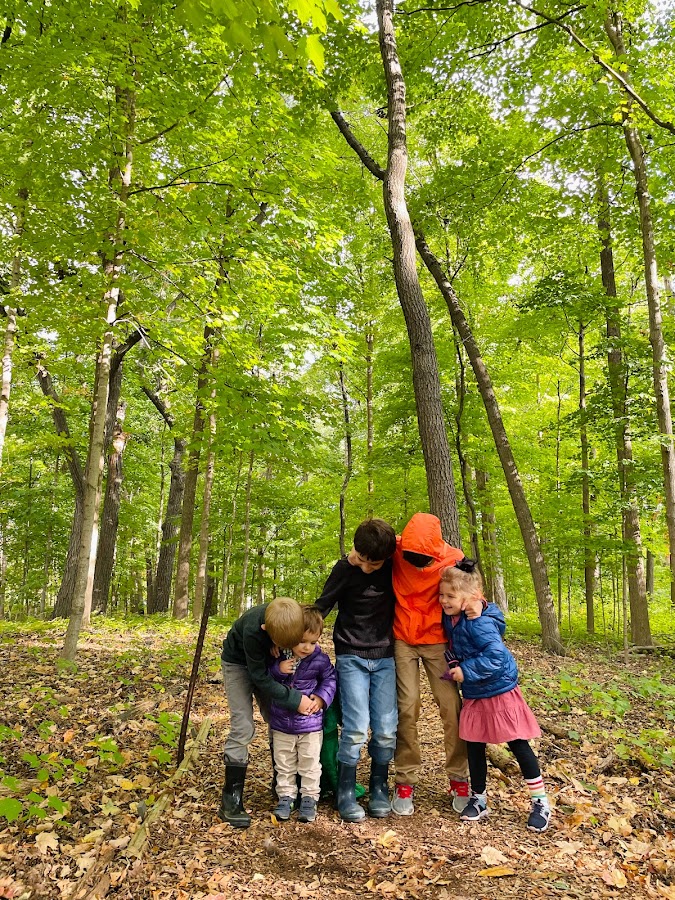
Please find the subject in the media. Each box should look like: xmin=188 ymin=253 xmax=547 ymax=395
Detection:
xmin=526 ymin=776 xmax=548 ymax=807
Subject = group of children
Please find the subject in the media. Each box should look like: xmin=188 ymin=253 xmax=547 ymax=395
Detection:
xmin=218 ymin=513 xmax=551 ymax=833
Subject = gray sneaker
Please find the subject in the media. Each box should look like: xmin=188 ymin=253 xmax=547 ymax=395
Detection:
xmin=391 ymin=784 xmax=414 ymax=816
xmin=273 ymin=796 xmax=294 ymax=821
xmin=298 ymin=796 xmax=318 ymax=823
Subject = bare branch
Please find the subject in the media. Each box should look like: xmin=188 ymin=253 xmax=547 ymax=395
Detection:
xmin=330 ymin=111 xmax=386 ymax=180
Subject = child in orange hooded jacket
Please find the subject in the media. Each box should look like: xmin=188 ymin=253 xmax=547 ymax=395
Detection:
xmin=391 ymin=513 xmax=483 ymax=816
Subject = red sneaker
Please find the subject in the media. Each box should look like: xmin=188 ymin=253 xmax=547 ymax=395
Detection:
xmin=449 ymin=778 xmax=470 ymax=813
xmin=392 ymin=784 xmax=414 ymax=816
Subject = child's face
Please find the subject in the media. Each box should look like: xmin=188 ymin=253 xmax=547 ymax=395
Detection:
xmin=347 ymin=547 xmax=386 ymax=574
xmin=439 ymin=582 xmax=467 ymax=616
xmin=293 ymin=630 xmax=321 ymax=659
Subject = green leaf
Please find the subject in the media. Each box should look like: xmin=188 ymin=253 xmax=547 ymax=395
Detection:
xmin=303 ymin=33 xmax=324 ymax=72
xmin=0 ymin=798 xmax=23 ymax=822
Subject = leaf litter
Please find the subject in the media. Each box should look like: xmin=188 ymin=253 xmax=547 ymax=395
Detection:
xmin=1 ymin=622 xmax=674 ymax=899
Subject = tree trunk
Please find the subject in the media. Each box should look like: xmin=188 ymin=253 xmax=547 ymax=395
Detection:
xmin=338 ymin=362 xmax=353 ymax=557
xmin=366 ymin=329 xmax=374 ymax=511
xmin=91 ymin=404 xmax=127 ymax=614
xmin=238 ymin=450 xmax=255 ymax=616
xmin=453 ymin=335 xmax=481 ymax=562
xmin=194 ymin=352 xmax=218 ymax=622
xmin=40 ymin=454 xmax=60 ymax=616
xmin=606 ymin=14 xmax=662 ymax=640
xmin=151 ymin=435 xmax=186 ymax=613
xmin=60 ymin=85 xmax=135 ymax=661
xmin=354 ymin=0 xmax=462 ymax=545
xmin=415 ymin=233 xmax=563 ymax=653
xmin=579 ymin=323 xmax=595 ymax=632
xmin=597 ymin=172 xmax=651 ymax=645
xmin=475 ymin=469 xmax=507 ymax=612
xmin=220 ymin=451 xmax=243 ymax=616
xmin=645 ymin=549 xmax=655 ymax=597
xmin=0 ymin=187 xmax=28 ymax=472
xmin=173 ymin=325 xmax=213 ymax=619
xmin=0 ymin=521 xmax=6 ymax=620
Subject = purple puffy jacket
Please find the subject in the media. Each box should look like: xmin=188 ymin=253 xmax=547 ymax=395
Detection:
xmin=268 ymin=646 xmax=337 ymax=735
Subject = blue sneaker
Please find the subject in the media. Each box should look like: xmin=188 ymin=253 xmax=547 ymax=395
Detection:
xmin=527 ymin=799 xmax=551 ymax=833
xmin=460 ymin=794 xmax=490 ymax=822
xmin=298 ymin=796 xmax=318 ymax=823
xmin=273 ymin=796 xmax=293 ymax=821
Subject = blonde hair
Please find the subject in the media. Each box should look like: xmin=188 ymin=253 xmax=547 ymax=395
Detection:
xmin=302 ymin=605 xmax=324 ymax=637
xmin=440 ymin=561 xmax=483 ymax=599
xmin=265 ymin=597 xmax=305 ymax=648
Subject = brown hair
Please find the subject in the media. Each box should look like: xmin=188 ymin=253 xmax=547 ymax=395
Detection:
xmin=354 ymin=518 xmax=396 ymax=561
xmin=265 ymin=597 xmax=305 ymax=648
xmin=440 ymin=561 xmax=483 ymax=598
xmin=302 ymin=605 xmax=324 ymax=637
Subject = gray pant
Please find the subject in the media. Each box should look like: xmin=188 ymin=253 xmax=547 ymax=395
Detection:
xmin=222 ymin=662 xmax=270 ymax=766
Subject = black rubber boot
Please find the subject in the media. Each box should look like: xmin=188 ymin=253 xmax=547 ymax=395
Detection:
xmin=218 ymin=764 xmax=251 ymax=828
xmin=337 ymin=762 xmax=365 ymax=822
xmin=368 ymin=761 xmax=391 ymax=818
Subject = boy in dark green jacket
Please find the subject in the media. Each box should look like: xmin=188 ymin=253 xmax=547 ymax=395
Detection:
xmin=219 ymin=597 xmax=314 ymax=827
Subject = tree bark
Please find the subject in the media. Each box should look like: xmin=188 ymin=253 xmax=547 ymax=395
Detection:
xmin=0 ymin=186 xmax=28 ymax=472
xmin=597 ymin=174 xmax=650 ymax=644
xmin=366 ymin=329 xmax=374 ymax=511
xmin=238 ymin=450 xmax=255 ymax=615
xmin=220 ymin=451 xmax=243 ymax=616
xmin=475 ymin=469 xmax=507 ymax=612
xmin=194 ymin=350 xmax=218 ymax=622
xmin=416 ymin=234 xmax=563 ymax=653
xmin=173 ymin=325 xmax=213 ymax=619
xmin=606 ymin=14 xmax=664 ymax=639
xmin=453 ymin=335 xmax=481 ymax=562
xmin=338 ymin=362 xmax=353 ymax=558
xmin=646 ymin=549 xmax=655 ymax=597
xmin=579 ymin=323 xmax=595 ymax=633
xmin=61 ymin=84 xmax=135 ymax=661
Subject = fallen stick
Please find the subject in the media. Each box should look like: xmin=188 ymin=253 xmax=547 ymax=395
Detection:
xmin=177 ymin=580 xmax=214 ymax=765
xmin=123 ymin=716 xmax=212 ymax=859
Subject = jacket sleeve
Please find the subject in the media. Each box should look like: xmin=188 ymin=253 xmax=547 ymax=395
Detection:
xmin=459 ymin=617 xmax=510 ymax=684
xmin=268 ymin=656 xmax=289 ymax=684
xmin=313 ymin=653 xmax=337 ymax=709
xmin=314 ymin=560 xmax=345 ymax=617
xmin=242 ymin=634 xmax=302 ymax=711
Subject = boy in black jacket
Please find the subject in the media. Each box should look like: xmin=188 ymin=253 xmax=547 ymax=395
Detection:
xmin=314 ymin=518 xmax=397 ymax=822
xmin=219 ymin=596 xmax=313 ymax=827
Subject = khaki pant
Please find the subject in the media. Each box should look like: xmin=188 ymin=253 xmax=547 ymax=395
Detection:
xmin=394 ymin=640 xmax=468 ymax=786
xmin=272 ymin=730 xmax=323 ymax=801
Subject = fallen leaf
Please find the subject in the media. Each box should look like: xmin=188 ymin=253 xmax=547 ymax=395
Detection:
xmin=481 ymin=845 xmax=507 ymax=866
xmin=376 ymin=830 xmax=399 ymax=848
xmin=477 ymin=866 xmax=516 ymax=877
xmin=62 ymin=729 xmax=76 ymax=744
xmin=36 ymin=831 xmax=59 ymax=855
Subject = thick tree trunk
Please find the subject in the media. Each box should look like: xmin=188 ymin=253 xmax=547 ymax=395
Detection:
xmin=91 ymin=405 xmax=127 ymax=614
xmin=606 ymin=14 xmax=662 ymax=640
xmin=0 ymin=187 xmax=28 ymax=472
xmin=475 ymin=469 xmax=507 ymax=612
xmin=152 ymin=436 xmax=186 ymax=613
xmin=338 ymin=363 xmax=352 ymax=557
xmin=173 ymin=325 xmax=213 ymax=619
xmin=238 ymin=450 xmax=255 ymax=616
xmin=579 ymin=324 xmax=595 ymax=633
xmin=416 ymin=234 xmax=563 ymax=653
xmin=61 ymin=85 xmax=135 ymax=661
xmin=597 ymin=170 xmax=651 ymax=645
xmin=370 ymin=0 xmax=461 ymax=544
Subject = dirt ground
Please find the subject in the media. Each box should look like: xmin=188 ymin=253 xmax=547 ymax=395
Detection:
xmin=1 ymin=622 xmax=675 ymax=900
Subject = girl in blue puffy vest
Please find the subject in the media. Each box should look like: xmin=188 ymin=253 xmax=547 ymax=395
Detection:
xmin=439 ymin=559 xmax=551 ymax=833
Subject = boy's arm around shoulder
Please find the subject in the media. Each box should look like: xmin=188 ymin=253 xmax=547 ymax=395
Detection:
xmin=242 ymin=632 xmax=302 ymax=711
xmin=312 ymin=650 xmax=337 ymax=709
xmin=314 ymin=558 xmax=348 ymax=617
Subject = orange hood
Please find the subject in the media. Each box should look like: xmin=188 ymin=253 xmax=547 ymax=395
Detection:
xmin=393 ymin=513 xmax=463 ymax=645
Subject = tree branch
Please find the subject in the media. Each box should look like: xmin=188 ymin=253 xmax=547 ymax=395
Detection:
xmin=330 ymin=111 xmax=386 ymax=180
xmin=141 ymin=385 xmax=175 ymax=429
xmin=138 ymin=76 xmax=230 ymax=145
xmin=35 ymin=362 xmax=85 ymax=498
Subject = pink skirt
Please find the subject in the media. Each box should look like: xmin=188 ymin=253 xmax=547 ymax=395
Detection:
xmin=459 ymin=686 xmax=541 ymax=744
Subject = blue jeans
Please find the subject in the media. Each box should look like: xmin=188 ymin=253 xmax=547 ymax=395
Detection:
xmin=336 ymin=655 xmax=398 ymax=766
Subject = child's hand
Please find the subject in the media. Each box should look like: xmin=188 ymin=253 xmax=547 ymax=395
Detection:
xmin=297 ymin=695 xmax=314 ymax=714
xmin=462 ymin=596 xmax=484 ymax=619
xmin=309 ymin=694 xmax=325 ymax=711
xmin=303 ymin=695 xmax=323 ymax=715
xmin=451 ymin=666 xmax=464 ymax=683
xmin=279 ymin=659 xmax=295 ymax=675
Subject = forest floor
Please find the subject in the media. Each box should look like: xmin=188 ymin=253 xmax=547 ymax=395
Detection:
xmin=2 ymin=619 xmax=675 ymax=900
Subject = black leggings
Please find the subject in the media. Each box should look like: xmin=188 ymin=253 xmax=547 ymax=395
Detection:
xmin=466 ymin=739 xmax=540 ymax=795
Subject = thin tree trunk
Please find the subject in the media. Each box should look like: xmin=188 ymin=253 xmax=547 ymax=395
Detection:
xmin=338 ymin=363 xmax=353 ymax=557
xmin=220 ymin=452 xmax=243 ymax=616
xmin=415 ymin=234 xmax=563 ymax=653
xmin=238 ymin=450 xmax=255 ymax=615
xmin=645 ymin=549 xmax=654 ymax=597
xmin=0 ymin=187 xmax=28 ymax=472
xmin=173 ymin=325 xmax=213 ymax=619
xmin=194 ymin=352 xmax=218 ymax=622
xmin=61 ymin=85 xmax=135 ymax=661
xmin=475 ymin=469 xmax=507 ymax=612
xmin=579 ymin=323 xmax=595 ymax=632
xmin=0 ymin=521 xmax=6 ymax=620
xmin=453 ymin=335 xmax=481 ymax=563
xmin=40 ymin=454 xmax=59 ymax=616
xmin=606 ymin=13 xmax=662 ymax=640
xmin=366 ymin=329 xmax=374 ymax=511
xmin=597 ymin=173 xmax=650 ymax=644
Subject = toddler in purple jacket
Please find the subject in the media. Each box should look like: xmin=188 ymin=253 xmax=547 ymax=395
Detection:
xmin=268 ymin=606 xmax=337 ymax=823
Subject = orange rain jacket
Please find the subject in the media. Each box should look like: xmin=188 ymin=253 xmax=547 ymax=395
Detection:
xmin=392 ymin=513 xmax=464 ymax=645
